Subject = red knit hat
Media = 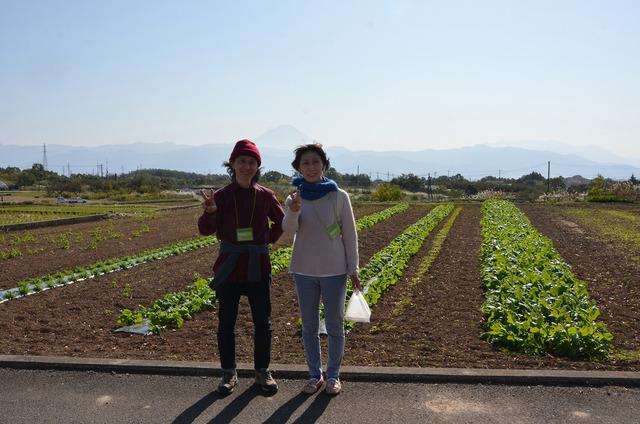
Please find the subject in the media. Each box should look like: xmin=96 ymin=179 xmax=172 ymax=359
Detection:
xmin=229 ymin=139 xmax=262 ymax=166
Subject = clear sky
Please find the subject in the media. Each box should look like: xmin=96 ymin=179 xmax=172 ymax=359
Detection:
xmin=1 ymin=0 xmax=639 ymax=159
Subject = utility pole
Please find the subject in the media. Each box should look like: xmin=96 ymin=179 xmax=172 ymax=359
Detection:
xmin=427 ymin=173 xmax=433 ymax=200
xmin=547 ymin=161 xmax=551 ymax=193
xmin=42 ymin=143 xmax=48 ymax=171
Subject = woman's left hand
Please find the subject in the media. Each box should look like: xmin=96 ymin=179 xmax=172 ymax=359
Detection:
xmin=349 ymin=273 xmax=362 ymax=291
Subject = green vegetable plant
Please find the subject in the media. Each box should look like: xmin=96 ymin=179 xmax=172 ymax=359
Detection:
xmin=479 ymin=200 xmax=613 ymax=360
xmin=1 ymin=235 xmax=218 ymax=303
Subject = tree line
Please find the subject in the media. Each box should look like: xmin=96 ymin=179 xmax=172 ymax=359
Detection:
xmin=1 ymin=164 xmax=638 ymax=202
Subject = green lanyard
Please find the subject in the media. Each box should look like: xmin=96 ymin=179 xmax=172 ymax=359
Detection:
xmin=233 ymin=188 xmax=257 ymax=242
xmin=309 ymin=192 xmax=341 ymax=240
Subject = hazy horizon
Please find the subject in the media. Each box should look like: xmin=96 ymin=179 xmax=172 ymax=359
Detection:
xmin=2 ymin=1 xmax=639 ymax=160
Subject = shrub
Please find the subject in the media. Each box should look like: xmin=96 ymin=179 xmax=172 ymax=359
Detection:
xmin=587 ymin=176 xmax=639 ymax=202
xmin=372 ymin=183 xmax=403 ymax=201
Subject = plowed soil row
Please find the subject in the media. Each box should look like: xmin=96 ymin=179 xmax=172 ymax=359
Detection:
xmin=1 ymin=204 xmax=385 ymax=290
xmin=0 ymin=205 xmax=426 ymax=361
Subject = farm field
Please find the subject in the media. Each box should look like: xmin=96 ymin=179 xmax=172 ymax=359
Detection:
xmin=0 ymin=207 xmax=203 ymax=289
xmin=0 ymin=203 xmax=165 ymax=226
xmin=0 ymin=201 xmax=638 ymax=372
xmin=0 ymin=203 xmax=388 ymax=291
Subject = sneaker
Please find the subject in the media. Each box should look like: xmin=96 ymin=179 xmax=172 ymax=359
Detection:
xmin=302 ymin=376 xmax=324 ymax=395
xmin=325 ymin=378 xmax=341 ymax=395
xmin=217 ymin=371 xmax=238 ymax=396
xmin=255 ymin=368 xmax=278 ymax=394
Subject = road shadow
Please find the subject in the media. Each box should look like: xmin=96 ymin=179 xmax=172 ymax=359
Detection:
xmin=293 ymin=392 xmax=333 ymax=423
xmin=263 ymin=392 xmax=309 ymax=423
xmin=171 ymin=391 xmax=222 ymax=424
xmin=263 ymin=391 xmax=334 ymax=424
xmin=207 ymin=385 xmax=263 ymax=423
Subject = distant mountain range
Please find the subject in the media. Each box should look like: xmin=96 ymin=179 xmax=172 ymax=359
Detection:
xmin=2 ymin=125 xmax=639 ymax=180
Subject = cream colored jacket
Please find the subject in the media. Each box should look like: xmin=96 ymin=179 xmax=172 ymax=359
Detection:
xmin=282 ymin=188 xmax=359 ymax=276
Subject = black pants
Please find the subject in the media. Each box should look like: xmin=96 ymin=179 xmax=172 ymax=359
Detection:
xmin=216 ymin=277 xmax=272 ymax=371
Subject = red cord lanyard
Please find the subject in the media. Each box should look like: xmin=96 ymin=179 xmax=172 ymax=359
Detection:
xmin=233 ymin=188 xmax=257 ymax=242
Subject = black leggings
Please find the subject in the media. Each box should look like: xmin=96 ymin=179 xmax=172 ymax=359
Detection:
xmin=216 ymin=277 xmax=272 ymax=370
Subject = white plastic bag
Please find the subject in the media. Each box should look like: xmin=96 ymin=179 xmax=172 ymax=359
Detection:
xmin=344 ymin=289 xmax=371 ymax=323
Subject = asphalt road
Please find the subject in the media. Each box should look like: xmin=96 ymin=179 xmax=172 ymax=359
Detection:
xmin=2 ymin=368 xmax=639 ymax=423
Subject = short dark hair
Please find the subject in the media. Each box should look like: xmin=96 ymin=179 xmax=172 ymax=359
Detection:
xmin=223 ymin=160 xmax=262 ymax=184
xmin=291 ymin=143 xmax=330 ymax=172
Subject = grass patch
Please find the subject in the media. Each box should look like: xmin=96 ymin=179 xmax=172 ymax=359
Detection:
xmin=611 ymin=349 xmax=640 ymax=362
xmin=563 ymin=207 xmax=640 ymax=249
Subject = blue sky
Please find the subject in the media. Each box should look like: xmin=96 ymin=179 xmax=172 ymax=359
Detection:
xmin=1 ymin=0 xmax=639 ymax=159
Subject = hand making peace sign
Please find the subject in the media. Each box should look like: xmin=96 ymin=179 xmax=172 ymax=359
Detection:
xmin=200 ymin=188 xmax=217 ymax=214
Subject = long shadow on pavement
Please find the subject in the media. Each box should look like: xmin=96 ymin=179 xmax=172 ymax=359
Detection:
xmin=293 ymin=393 xmax=333 ymax=423
xmin=263 ymin=393 xmax=309 ymax=423
xmin=263 ymin=391 xmax=334 ymax=424
xmin=207 ymin=385 xmax=263 ymax=423
xmin=171 ymin=391 xmax=222 ymax=424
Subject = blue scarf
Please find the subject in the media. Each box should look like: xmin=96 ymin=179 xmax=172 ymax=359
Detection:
xmin=291 ymin=176 xmax=338 ymax=200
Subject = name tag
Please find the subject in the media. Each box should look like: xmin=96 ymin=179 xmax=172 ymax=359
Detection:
xmin=236 ymin=227 xmax=254 ymax=242
xmin=326 ymin=223 xmax=341 ymax=240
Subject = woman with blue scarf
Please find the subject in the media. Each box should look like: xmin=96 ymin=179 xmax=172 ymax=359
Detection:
xmin=282 ymin=143 xmax=361 ymax=396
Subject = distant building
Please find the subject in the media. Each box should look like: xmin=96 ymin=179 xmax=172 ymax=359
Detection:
xmin=0 ymin=180 xmax=8 ymax=190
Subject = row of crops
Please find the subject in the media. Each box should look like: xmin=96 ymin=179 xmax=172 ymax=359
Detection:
xmin=479 ymin=200 xmax=613 ymax=359
xmin=340 ymin=203 xmax=455 ymax=329
xmin=0 ymin=204 xmax=159 ymax=226
xmin=0 ymin=221 xmax=151 ymax=262
xmin=0 ymin=236 xmax=217 ymax=302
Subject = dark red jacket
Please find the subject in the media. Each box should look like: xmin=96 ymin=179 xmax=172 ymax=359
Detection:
xmin=198 ymin=181 xmax=284 ymax=283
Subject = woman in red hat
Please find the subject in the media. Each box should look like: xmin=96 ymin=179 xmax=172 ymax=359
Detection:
xmin=198 ymin=139 xmax=284 ymax=395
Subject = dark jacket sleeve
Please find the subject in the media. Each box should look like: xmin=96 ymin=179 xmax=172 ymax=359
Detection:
xmin=267 ymin=191 xmax=284 ymax=244
xmin=198 ymin=189 xmax=221 ymax=236
xmin=198 ymin=211 xmax=217 ymax=235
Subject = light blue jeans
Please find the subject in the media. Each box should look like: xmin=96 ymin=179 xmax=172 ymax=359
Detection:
xmin=294 ymin=273 xmax=347 ymax=380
